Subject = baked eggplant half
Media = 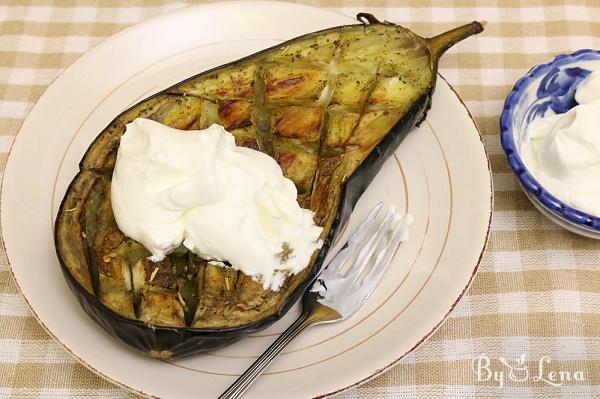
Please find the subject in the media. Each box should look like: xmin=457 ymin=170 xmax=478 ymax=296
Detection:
xmin=55 ymin=14 xmax=483 ymax=358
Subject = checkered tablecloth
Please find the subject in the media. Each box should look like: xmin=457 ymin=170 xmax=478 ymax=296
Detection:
xmin=1 ymin=0 xmax=600 ymax=398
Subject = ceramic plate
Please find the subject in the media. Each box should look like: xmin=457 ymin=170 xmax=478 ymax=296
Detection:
xmin=1 ymin=2 xmax=492 ymax=398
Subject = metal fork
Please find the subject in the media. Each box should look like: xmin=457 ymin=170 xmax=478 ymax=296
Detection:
xmin=218 ymin=202 xmax=412 ymax=399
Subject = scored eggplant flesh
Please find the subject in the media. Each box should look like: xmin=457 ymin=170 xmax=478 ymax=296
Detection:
xmin=55 ymin=14 xmax=483 ymax=357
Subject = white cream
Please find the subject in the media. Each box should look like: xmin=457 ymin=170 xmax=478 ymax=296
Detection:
xmin=111 ymin=118 xmax=323 ymax=291
xmin=521 ymin=70 xmax=600 ymax=216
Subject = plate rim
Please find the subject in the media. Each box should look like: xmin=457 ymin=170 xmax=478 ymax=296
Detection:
xmin=0 ymin=2 xmax=493 ymax=398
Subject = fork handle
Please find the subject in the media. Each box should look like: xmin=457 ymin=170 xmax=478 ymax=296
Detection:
xmin=218 ymin=309 xmax=315 ymax=399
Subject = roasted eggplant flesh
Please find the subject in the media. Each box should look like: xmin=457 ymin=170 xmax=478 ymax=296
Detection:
xmin=55 ymin=14 xmax=482 ymax=355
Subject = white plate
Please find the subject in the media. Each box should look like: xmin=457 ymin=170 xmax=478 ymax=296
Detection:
xmin=1 ymin=2 xmax=492 ymax=398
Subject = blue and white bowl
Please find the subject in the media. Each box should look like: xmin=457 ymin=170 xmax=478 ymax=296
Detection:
xmin=500 ymin=49 xmax=600 ymax=238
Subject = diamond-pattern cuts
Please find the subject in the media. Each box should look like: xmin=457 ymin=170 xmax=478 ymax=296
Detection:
xmin=274 ymin=140 xmax=318 ymax=194
xmin=267 ymin=30 xmax=340 ymax=66
xmin=272 ymin=106 xmax=324 ymax=142
xmin=330 ymin=72 xmax=374 ymax=107
xmin=265 ymin=66 xmax=328 ymax=104
xmin=173 ymin=64 xmax=256 ymax=100
xmin=217 ymin=99 xmax=253 ymax=130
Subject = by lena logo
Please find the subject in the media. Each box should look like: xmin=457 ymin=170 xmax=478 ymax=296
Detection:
xmin=472 ymin=354 xmax=585 ymax=388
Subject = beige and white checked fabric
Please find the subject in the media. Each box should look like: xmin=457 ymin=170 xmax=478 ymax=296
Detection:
xmin=1 ymin=0 xmax=600 ymax=398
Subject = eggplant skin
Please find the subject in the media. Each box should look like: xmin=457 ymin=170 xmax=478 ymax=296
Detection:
xmin=54 ymin=14 xmax=483 ymax=358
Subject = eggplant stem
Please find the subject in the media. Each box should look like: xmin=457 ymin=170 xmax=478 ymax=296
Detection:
xmin=356 ymin=13 xmax=380 ymax=25
xmin=427 ymin=21 xmax=484 ymax=61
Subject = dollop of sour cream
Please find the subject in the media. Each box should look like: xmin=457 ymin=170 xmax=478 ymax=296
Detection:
xmin=521 ymin=70 xmax=600 ymax=216
xmin=111 ymin=118 xmax=323 ymax=291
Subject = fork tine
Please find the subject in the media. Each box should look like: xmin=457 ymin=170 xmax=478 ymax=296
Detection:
xmin=358 ymin=213 xmax=413 ymax=287
xmin=347 ymin=205 xmax=397 ymax=281
xmin=335 ymin=202 xmax=384 ymax=275
xmin=346 ymin=201 xmax=384 ymax=245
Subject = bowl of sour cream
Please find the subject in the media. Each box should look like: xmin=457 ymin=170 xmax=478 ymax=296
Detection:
xmin=500 ymin=49 xmax=600 ymax=238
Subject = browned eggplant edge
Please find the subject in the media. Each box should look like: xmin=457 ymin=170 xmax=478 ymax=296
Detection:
xmin=53 ymin=14 xmax=433 ymax=358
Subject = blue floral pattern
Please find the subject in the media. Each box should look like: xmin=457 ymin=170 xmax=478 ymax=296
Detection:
xmin=526 ymin=67 xmax=591 ymax=123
